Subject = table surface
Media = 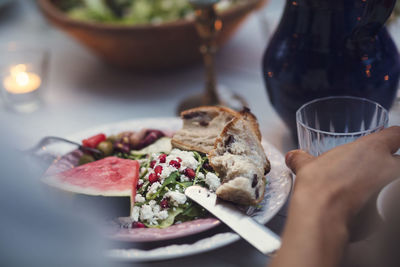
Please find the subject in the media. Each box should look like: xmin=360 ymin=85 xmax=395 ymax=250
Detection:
xmin=1 ymin=1 xmax=400 ymax=266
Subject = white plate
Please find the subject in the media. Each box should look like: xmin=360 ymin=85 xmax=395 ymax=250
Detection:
xmin=54 ymin=117 xmax=292 ymax=262
xmin=377 ymin=178 xmax=400 ymax=221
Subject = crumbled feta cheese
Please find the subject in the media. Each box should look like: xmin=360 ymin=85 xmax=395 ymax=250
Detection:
xmin=135 ymin=194 xmax=145 ymax=203
xmin=180 ymin=175 xmax=189 ymax=182
xmin=153 ymin=204 xmax=161 ymax=213
xmin=140 ymin=167 xmax=147 ymax=175
xmin=137 ymin=200 xmax=168 ymax=225
xmin=197 ymin=172 xmax=205 ymax=180
xmin=157 ymin=210 xmax=169 ymax=220
xmin=131 ymin=206 xmax=140 ymax=221
xmin=160 ymin=165 xmax=177 ymax=179
xmin=165 ymin=154 xmax=177 ymax=163
xmin=148 ymin=182 xmax=161 ymax=194
xmin=138 ymin=179 xmax=144 ymax=185
xmin=169 ymin=149 xmax=199 ymax=170
xmin=205 ymin=172 xmax=221 ymax=192
xmin=165 ymin=191 xmax=187 ymax=206
xmin=140 ymin=204 xmax=156 ymax=224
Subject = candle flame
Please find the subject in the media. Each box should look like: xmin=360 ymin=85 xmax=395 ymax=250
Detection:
xmin=3 ymin=64 xmax=41 ymax=94
xmin=10 ymin=64 xmax=30 ymax=87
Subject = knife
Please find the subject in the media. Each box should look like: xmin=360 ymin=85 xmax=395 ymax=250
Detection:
xmin=185 ymin=185 xmax=281 ymax=256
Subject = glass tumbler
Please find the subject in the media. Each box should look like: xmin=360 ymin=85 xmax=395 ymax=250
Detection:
xmin=296 ymin=96 xmax=389 ymax=156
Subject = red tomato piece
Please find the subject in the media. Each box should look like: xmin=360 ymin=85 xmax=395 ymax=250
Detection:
xmin=82 ymin=133 xmax=107 ymax=148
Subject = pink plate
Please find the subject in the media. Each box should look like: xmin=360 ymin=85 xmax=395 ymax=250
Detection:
xmin=45 ymin=149 xmax=221 ymax=242
xmin=106 ymin=218 xmax=220 ymax=242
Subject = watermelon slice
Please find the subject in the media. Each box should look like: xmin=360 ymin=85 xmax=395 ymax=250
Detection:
xmin=43 ymin=157 xmax=139 ymax=197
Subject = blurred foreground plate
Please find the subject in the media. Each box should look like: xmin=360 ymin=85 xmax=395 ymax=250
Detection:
xmin=47 ymin=117 xmax=292 ymax=262
xmin=0 ymin=0 xmax=12 ymax=9
xmin=377 ymin=178 xmax=400 ymax=221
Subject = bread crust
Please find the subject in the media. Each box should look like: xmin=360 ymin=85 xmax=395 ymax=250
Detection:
xmin=172 ymin=106 xmax=262 ymax=154
xmin=180 ymin=106 xmax=240 ymax=120
xmin=209 ymin=117 xmax=270 ymax=205
xmin=239 ymin=107 xmax=262 ymax=141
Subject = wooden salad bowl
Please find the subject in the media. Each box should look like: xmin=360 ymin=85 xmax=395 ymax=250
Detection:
xmin=38 ymin=0 xmax=268 ymax=71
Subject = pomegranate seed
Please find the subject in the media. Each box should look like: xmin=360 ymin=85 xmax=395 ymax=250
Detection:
xmin=159 ymin=154 xmax=167 ymax=163
xmin=148 ymin=173 xmax=159 ymax=183
xmin=160 ymin=199 xmax=169 ymax=209
xmin=154 ymin=165 xmax=163 ymax=175
xmin=136 ymin=182 xmax=143 ymax=189
xmin=169 ymin=160 xmax=181 ymax=169
xmin=132 ymin=222 xmax=146 ymax=228
xmin=150 ymin=160 xmax=156 ymax=169
xmin=176 ymin=157 xmax=182 ymax=162
xmin=183 ymin=168 xmax=196 ymax=180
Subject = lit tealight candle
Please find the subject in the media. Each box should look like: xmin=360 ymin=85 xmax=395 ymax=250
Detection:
xmin=3 ymin=64 xmax=41 ymax=94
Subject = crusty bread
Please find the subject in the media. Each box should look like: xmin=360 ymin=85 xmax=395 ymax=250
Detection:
xmin=172 ymin=106 xmax=261 ymax=154
xmin=209 ymin=118 xmax=270 ymax=205
xmin=239 ymin=107 xmax=262 ymax=141
xmin=171 ymin=106 xmax=239 ymax=154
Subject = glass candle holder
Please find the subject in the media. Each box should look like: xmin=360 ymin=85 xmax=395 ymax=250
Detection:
xmin=0 ymin=44 xmax=49 ymax=113
xmin=296 ymin=96 xmax=389 ymax=156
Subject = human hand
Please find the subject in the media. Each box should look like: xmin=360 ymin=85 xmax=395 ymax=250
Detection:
xmin=269 ymin=127 xmax=400 ymax=267
xmin=286 ymin=126 xmax=400 ymax=226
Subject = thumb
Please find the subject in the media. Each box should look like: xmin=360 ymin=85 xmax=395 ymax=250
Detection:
xmin=285 ymin=150 xmax=315 ymax=174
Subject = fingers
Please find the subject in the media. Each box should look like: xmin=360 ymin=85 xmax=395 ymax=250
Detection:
xmin=391 ymin=154 xmax=400 ymax=174
xmin=285 ymin=150 xmax=315 ymax=174
xmin=364 ymin=126 xmax=400 ymax=154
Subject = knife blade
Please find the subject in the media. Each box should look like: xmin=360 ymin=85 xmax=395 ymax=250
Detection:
xmin=185 ymin=185 xmax=281 ymax=256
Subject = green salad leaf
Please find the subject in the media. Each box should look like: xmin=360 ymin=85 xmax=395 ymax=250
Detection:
xmin=146 ymin=171 xmax=180 ymax=200
xmin=62 ymin=0 xmax=239 ymax=25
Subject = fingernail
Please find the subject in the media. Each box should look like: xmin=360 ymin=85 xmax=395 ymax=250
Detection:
xmin=285 ymin=152 xmax=294 ymax=165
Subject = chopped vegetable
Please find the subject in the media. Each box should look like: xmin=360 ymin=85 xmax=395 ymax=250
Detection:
xmin=97 ymin=140 xmax=113 ymax=156
xmin=59 ymin=0 xmax=240 ymax=25
xmin=82 ymin=133 xmax=106 ymax=148
xmin=78 ymin=154 xmax=95 ymax=165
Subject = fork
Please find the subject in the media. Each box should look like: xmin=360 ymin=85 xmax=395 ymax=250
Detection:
xmin=26 ymin=136 xmax=103 ymax=157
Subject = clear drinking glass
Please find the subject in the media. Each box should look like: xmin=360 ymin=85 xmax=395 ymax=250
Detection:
xmin=296 ymin=96 xmax=389 ymax=156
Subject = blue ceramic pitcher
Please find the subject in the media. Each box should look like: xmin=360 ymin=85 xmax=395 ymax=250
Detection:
xmin=263 ymin=0 xmax=400 ymax=136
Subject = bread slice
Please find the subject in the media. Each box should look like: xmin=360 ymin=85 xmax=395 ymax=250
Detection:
xmin=239 ymin=107 xmax=262 ymax=141
xmin=209 ymin=118 xmax=270 ymax=205
xmin=171 ymin=106 xmax=239 ymax=154
xmin=172 ymin=106 xmax=261 ymax=154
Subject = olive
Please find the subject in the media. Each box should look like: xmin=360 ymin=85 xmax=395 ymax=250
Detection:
xmin=114 ymin=141 xmax=130 ymax=154
xmin=97 ymin=141 xmax=113 ymax=156
xmin=117 ymin=131 xmax=134 ymax=140
xmin=106 ymin=135 xmax=118 ymax=143
xmin=79 ymin=154 xmax=95 ymax=165
xmin=136 ymin=130 xmax=165 ymax=149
